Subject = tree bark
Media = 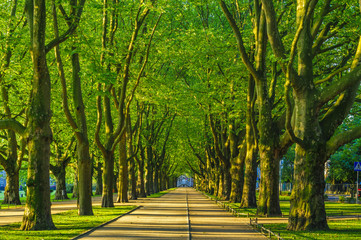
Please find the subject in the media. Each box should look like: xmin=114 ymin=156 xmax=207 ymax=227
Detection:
xmin=117 ymin=134 xmax=128 ymax=202
xmin=102 ymin=152 xmax=114 ymax=207
xmin=20 ymin=0 xmax=55 ymax=230
xmin=71 ymin=51 xmax=93 ymax=216
xmin=50 ymin=165 xmax=69 ymax=200
xmin=288 ymin=143 xmax=328 ymax=230
xmin=3 ymin=170 xmax=21 ymax=205
xmin=95 ymin=162 xmax=103 ymax=196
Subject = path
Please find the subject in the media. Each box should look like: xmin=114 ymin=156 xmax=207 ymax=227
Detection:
xmin=77 ymin=188 xmax=265 ymax=239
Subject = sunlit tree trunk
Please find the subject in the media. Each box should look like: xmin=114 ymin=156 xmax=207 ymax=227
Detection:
xmin=117 ymin=134 xmax=128 ymax=202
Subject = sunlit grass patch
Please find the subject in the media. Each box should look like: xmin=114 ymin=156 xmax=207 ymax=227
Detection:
xmin=0 ymin=205 xmax=137 ymax=240
xmin=265 ymin=220 xmax=361 ymax=240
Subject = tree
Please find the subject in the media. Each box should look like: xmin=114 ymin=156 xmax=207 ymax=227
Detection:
xmin=0 ymin=0 xmax=27 ymax=206
xmin=261 ymin=0 xmax=361 ymax=230
xmin=50 ymin=137 xmax=75 ymax=200
xmin=53 ymin=0 xmax=93 ymax=215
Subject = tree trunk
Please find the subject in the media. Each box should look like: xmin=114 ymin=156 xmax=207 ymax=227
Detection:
xmin=153 ymin=165 xmax=159 ymax=193
xmin=72 ymin=51 xmax=93 ymax=216
xmin=77 ymin=140 xmax=93 ymax=215
xmin=53 ymin=167 xmax=68 ymax=200
xmin=117 ymin=134 xmax=128 ymax=202
xmin=288 ymin=144 xmax=328 ymax=231
xmin=223 ymin=161 xmax=232 ymax=200
xmin=256 ymin=77 xmax=281 ymax=216
xmin=137 ymin=160 xmax=146 ymax=197
xmin=230 ymin=153 xmax=245 ymax=203
xmin=21 ymin=0 xmax=55 ymax=230
xmin=129 ymin=156 xmax=137 ymax=200
xmin=3 ymin=170 xmax=21 ymax=205
xmin=95 ymin=162 xmax=103 ymax=196
xmin=146 ymin=161 xmax=153 ymax=195
xmin=102 ymin=152 xmax=114 ymax=207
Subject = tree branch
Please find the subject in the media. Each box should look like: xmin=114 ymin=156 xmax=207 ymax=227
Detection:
xmin=219 ymin=0 xmax=259 ymax=80
xmin=326 ymin=126 xmax=361 ymax=158
xmin=318 ymin=65 xmax=361 ymax=107
xmin=0 ymin=119 xmax=26 ymax=136
xmin=45 ymin=0 xmax=86 ymax=53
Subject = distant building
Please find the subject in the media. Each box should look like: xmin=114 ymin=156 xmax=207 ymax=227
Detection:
xmin=177 ymin=175 xmax=193 ymax=187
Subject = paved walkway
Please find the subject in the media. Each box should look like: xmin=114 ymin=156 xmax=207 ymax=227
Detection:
xmin=77 ymin=188 xmax=265 ymax=239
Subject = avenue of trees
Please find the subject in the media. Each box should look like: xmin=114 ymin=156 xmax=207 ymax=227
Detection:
xmin=0 ymin=0 xmax=361 ymax=233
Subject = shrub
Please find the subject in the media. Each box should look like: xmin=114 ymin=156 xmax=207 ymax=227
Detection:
xmin=339 ymin=195 xmax=345 ymax=203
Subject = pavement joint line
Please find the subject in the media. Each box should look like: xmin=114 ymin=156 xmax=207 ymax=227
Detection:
xmin=186 ymin=189 xmax=191 ymax=240
xmin=71 ymin=205 xmax=142 ymax=240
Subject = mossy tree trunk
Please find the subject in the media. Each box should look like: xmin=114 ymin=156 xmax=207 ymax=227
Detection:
xmin=240 ymin=76 xmax=258 ymax=208
xmin=21 ymin=0 xmax=55 ymax=230
xmin=117 ymin=134 xmax=128 ymax=202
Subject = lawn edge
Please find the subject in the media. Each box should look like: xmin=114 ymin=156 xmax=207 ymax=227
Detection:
xmin=71 ymin=205 xmax=141 ymax=240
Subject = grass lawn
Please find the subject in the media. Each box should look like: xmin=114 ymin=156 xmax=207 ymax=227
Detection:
xmin=205 ymin=192 xmax=361 ymax=217
xmin=147 ymin=188 xmax=176 ymax=198
xmin=0 ymin=205 xmax=137 ymax=240
xmin=264 ymin=220 xmax=361 ymax=240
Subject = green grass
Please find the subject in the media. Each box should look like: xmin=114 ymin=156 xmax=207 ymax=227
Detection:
xmin=264 ymin=220 xmax=361 ymax=240
xmin=205 ymin=192 xmax=361 ymax=217
xmin=147 ymin=188 xmax=176 ymax=198
xmin=0 ymin=205 xmax=137 ymax=240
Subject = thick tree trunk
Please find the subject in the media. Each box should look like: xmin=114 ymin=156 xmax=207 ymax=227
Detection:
xmin=102 ymin=152 xmax=114 ymax=207
xmin=240 ymin=81 xmax=258 ymax=208
xmin=117 ymin=134 xmax=128 ymax=202
xmin=21 ymin=0 xmax=55 ymax=230
xmin=287 ymin=6 xmax=328 ymax=229
xmin=257 ymin=147 xmax=281 ymax=216
xmin=288 ymin=144 xmax=328 ymax=230
xmin=230 ymin=154 xmax=245 ymax=203
xmin=257 ymin=81 xmax=281 ymax=216
xmin=3 ymin=170 xmax=21 ymax=205
xmin=240 ymin=147 xmax=258 ymax=208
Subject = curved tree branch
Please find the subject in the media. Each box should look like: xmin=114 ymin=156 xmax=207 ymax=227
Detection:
xmin=0 ymin=119 xmax=26 ymax=136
